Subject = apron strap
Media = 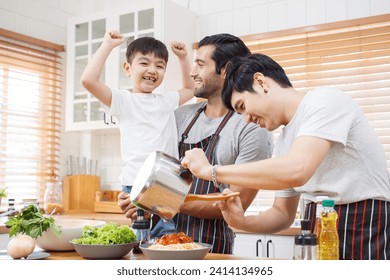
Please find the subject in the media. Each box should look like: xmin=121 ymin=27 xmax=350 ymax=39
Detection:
xmin=179 ymin=105 xmax=206 ymax=157
xmin=205 ymin=109 xmax=235 ymax=159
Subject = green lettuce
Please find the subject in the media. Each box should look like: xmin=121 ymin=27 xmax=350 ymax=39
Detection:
xmin=71 ymin=222 xmax=136 ymax=245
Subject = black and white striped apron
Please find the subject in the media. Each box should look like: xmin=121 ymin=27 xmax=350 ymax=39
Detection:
xmin=175 ymin=106 xmax=235 ymax=254
xmin=304 ymin=199 xmax=390 ymax=259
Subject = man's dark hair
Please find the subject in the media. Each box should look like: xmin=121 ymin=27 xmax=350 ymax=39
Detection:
xmin=126 ymin=37 xmax=169 ymax=63
xmin=198 ymin=33 xmax=250 ymax=74
xmin=222 ymin=53 xmax=293 ymax=111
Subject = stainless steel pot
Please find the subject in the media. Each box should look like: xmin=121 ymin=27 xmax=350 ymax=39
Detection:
xmin=130 ymin=151 xmax=192 ymax=221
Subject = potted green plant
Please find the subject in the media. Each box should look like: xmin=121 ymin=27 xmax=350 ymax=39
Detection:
xmin=0 ymin=186 xmax=7 ymax=206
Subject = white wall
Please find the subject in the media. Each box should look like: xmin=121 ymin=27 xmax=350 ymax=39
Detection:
xmin=3 ymin=0 xmax=387 ymax=47
xmin=187 ymin=0 xmax=390 ymax=40
xmin=1 ymin=0 xmax=389 ymax=198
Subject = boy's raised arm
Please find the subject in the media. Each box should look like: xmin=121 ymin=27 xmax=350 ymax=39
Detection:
xmin=171 ymin=41 xmax=195 ymax=105
xmin=80 ymin=31 xmax=125 ymax=107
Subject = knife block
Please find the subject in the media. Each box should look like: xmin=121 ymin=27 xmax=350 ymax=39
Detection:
xmin=63 ymin=175 xmax=100 ymax=213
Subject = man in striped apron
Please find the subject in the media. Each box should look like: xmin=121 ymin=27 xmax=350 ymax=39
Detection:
xmin=174 ymin=34 xmax=273 ymax=254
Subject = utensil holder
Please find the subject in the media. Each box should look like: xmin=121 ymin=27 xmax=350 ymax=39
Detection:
xmin=63 ymin=175 xmax=100 ymax=213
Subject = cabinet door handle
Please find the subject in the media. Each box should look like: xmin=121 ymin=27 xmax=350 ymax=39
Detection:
xmin=256 ymin=239 xmax=263 ymax=257
xmin=110 ymin=116 xmax=116 ymax=124
xmin=103 ymin=113 xmax=109 ymax=125
xmin=266 ymin=239 xmax=273 ymax=258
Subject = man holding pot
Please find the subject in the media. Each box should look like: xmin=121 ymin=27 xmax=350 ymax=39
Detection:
xmin=181 ymin=53 xmax=390 ymax=259
xmin=118 ymin=33 xmax=273 ymax=254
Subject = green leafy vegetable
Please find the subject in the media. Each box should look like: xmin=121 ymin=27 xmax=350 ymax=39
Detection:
xmin=5 ymin=204 xmax=62 ymax=239
xmin=71 ymin=222 xmax=136 ymax=245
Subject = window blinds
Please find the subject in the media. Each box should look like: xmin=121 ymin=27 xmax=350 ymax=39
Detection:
xmin=242 ymin=14 xmax=390 ymax=172
xmin=0 ymin=29 xmax=64 ymax=204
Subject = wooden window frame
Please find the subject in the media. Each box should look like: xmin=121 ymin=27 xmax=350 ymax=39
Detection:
xmin=0 ymin=29 xmax=65 ymax=206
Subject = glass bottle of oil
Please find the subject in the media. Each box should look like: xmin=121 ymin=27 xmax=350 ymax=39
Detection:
xmin=319 ymin=199 xmax=339 ymax=260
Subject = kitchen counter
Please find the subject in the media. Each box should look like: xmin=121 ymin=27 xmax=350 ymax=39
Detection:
xmin=45 ymin=250 xmax=263 ymax=260
xmin=1 ymin=211 xmax=299 ymax=236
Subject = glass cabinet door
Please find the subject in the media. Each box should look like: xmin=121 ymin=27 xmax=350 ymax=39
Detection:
xmin=117 ymin=8 xmax=155 ymax=90
xmin=90 ymin=101 xmax=104 ymax=122
xmin=72 ymin=18 xmax=106 ymax=124
xmin=138 ymin=9 xmax=154 ymax=30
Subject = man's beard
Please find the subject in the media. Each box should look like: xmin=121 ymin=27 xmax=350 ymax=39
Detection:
xmin=193 ymin=81 xmax=220 ymax=99
xmin=194 ymin=84 xmax=209 ymax=99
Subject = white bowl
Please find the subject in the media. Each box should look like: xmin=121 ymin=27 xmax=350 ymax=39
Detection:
xmin=36 ymin=218 xmax=106 ymax=251
xmin=70 ymin=242 xmax=137 ymax=259
xmin=140 ymin=242 xmax=212 ymax=260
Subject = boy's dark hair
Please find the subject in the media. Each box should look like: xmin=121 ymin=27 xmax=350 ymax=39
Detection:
xmin=126 ymin=37 xmax=169 ymax=63
xmin=222 ymin=53 xmax=293 ymax=111
xmin=198 ymin=33 xmax=251 ymax=75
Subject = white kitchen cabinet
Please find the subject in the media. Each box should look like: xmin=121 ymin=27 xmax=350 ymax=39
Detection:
xmin=233 ymin=232 xmax=294 ymax=259
xmin=65 ymin=0 xmax=196 ymax=131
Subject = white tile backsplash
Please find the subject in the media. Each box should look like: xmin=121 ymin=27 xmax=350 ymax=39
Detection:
xmin=347 ymin=0 xmax=370 ymax=19
xmin=326 ymin=0 xmax=347 ymax=22
xmin=197 ymin=14 xmax=218 ymax=40
xmin=13 ymin=15 xmax=31 ymax=38
xmin=233 ymin=8 xmax=252 ymax=36
xmin=306 ymin=0 xmax=327 ymax=26
xmin=16 ymin=0 xmax=46 ymax=18
xmin=233 ymin=0 xmax=267 ymax=9
xmin=268 ymin=0 xmax=287 ymax=31
xmin=0 ymin=8 xmax=17 ymax=31
xmin=199 ymin=0 xmax=233 ymax=15
xmin=371 ymin=0 xmax=390 ymax=14
xmin=250 ymin=4 xmax=269 ymax=35
xmin=44 ymin=5 xmax=72 ymax=28
xmin=286 ymin=0 xmax=306 ymax=28
xmin=216 ymin=11 xmax=234 ymax=34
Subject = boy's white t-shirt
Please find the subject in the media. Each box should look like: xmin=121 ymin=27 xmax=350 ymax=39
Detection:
xmin=102 ymin=88 xmax=180 ymax=186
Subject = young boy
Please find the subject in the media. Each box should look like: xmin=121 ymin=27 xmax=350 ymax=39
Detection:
xmin=80 ymin=30 xmax=194 ymax=237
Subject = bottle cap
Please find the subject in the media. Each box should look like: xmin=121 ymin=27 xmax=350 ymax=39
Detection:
xmin=322 ymin=199 xmax=335 ymax=207
xmin=294 ymin=234 xmax=303 ymax=245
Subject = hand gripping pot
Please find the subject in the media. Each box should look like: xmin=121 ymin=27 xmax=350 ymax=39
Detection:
xmin=130 ymin=151 xmax=193 ymax=221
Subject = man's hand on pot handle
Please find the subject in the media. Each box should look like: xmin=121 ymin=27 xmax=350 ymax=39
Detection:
xmin=181 ymin=148 xmax=213 ymax=181
xmin=117 ymin=191 xmax=152 ymax=221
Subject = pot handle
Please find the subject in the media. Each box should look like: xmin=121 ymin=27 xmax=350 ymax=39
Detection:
xmin=179 ymin=168 xmax=193 ymax=184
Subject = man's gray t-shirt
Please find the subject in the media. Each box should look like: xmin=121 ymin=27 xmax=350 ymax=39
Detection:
xmin=175 ymin=101 xmax=274 ymax=184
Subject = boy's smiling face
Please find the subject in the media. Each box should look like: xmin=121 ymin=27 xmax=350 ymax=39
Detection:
xmin=124 ymin=52 xmax=167 ymax=93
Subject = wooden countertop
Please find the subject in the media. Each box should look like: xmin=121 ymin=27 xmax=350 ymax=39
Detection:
xmin=46 ymin=250 xmax=261 ymax=260
xmin=1 ymin=211 xmax=299 ymax=236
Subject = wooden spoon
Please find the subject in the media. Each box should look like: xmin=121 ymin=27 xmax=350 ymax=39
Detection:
xmin=184 ymin=192 xmax=240 ymax=202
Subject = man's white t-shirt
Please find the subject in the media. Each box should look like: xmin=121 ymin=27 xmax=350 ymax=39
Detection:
xmin=102 ymin=88 xmax=179 ymax=186
xmin=276 ymin=87 xmax=390 ymax=204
